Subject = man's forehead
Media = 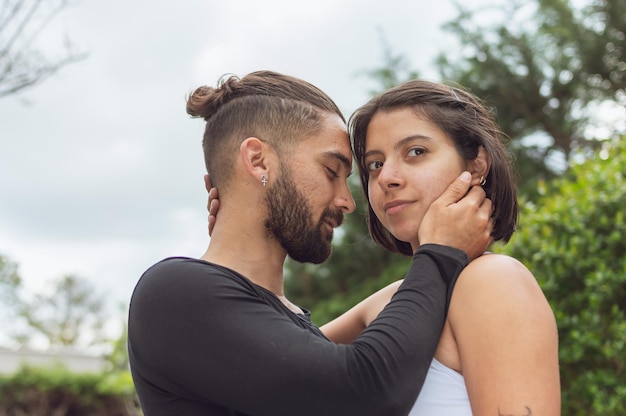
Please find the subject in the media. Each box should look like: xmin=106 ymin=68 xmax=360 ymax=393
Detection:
xmin=297 ymin=130 xmax=352 ymax=164
xmin=321 ymin=149 xmax=353 ymax=171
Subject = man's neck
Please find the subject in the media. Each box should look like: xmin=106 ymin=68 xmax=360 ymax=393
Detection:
xmin=200 ymin=218 xmax=288 ymax=297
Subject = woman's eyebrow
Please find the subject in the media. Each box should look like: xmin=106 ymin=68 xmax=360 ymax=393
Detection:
xmin=364 ymin=135 xmax=432 ymax=159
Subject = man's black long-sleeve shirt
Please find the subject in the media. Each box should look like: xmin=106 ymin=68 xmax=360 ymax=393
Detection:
xmin=128 ymin=244 xmax=467 ymax=416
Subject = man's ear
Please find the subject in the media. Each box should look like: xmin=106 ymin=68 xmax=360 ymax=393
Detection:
xmin=468 ymin=146 xmax=491 ymax=186
xmin=240 ymin=137 xmax=275 ymax=185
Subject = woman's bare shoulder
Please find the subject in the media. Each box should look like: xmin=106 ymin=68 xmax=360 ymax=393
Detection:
xmin=449 ymin=253 xmax=554 ymax=332
xmin=455 ymin=253 xmax=540 ymax=294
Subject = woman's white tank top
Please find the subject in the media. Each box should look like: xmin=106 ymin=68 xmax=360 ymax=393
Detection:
xmin=409 ymin=358 xmax=472 ymax=415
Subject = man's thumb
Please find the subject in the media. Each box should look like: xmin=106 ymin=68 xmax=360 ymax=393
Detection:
xmin=438 ymin=171 xmax=472 ymax=206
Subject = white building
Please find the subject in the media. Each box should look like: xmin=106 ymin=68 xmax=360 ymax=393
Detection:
xmin=0 ymin=346 xmax=108 ymax=374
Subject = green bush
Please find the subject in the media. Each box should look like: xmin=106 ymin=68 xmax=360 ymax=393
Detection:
xmin=0 ymin=364 xmax=140 ymax=416
xmin=497 ymin=137 xmax=626 ymax=414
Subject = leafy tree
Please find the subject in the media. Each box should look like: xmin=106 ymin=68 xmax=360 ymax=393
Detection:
xmin=436 ymin=0 xmax=626 ymax=190
xmin=0 ymin=255 xmax=20 ymax=303
xmin=105 ymin=305 xmax=130 ymax=372
xmin=0 ymin=0 xmax=86 ymax=97
xmin=358 ymin=30 xmax=420 ymax=94
xmin=24 ymin=275 xmax=107 ymax=347
xmin=0 ymin=260 xmax=108 ymax=349
xmin=496 ymin=137 xmax=626 ymax=414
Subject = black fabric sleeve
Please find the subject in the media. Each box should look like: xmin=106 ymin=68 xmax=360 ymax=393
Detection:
xmin=128 ymin=244 xmax=468 ymax=416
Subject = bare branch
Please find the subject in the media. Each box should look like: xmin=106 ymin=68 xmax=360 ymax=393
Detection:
xmin=0 ymin=0 xmax=24 ymax=38
xmin=0 ymin=50 xmax=87 ymax=97
xmin=0 ymin=0 xmax=42 ymax=59
xmin=0 ymin=0 xmax=86 ymax=98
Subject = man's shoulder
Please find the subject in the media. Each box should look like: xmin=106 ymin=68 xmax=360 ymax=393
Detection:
xmin=133 ymin=257 xmax=251 ymax=298
xmin=143 ymin=257 xmax=238 ymax=279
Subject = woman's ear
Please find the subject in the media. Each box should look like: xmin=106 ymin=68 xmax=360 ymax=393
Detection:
xmin=468 ymin=146 xmax=491 ymax=186
xmin=239 ymin=137 xmax=276 ymax=186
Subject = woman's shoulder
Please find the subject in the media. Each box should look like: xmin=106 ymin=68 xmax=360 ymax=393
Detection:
xmin=456 ymin=253 xmax=538 ymax=292
xmin=449 ymin=253 xmax=552 ymax=326
xmin=465 ymin=252 xmax=528 ymax=273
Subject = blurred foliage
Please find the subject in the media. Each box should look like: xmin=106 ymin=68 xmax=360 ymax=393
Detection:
xmin=105 ymin=311 xmax=130 ymax=372
xmin=494 ymin=137 xmax=626 ymax=414
xmin=0 ymin=270 xmax=108 ymax=349
xmin=358 ymin=30 xmax=420 ymax=94
xmin=437 ymin=0 xmax=626 ymax=195
xmin=0 ymin=364 xmax=139 ymax=415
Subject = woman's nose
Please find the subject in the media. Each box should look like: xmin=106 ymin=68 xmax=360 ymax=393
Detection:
xmin=378 ymin=162 xmax=403 ymax=188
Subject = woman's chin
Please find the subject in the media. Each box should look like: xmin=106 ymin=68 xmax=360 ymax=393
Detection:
xmin=389 ymin=228 xmax=417 ymax=244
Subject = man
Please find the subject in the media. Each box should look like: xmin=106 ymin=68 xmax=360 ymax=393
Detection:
xmin=128 ymin=70 xmax=492 ymax=416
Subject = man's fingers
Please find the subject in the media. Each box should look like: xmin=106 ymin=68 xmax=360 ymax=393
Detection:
xmin=417 ymin=172 xmax=494 ymax=259
xmin=207 ymin=195 xmax=220 ymax=236
xmin=206 ymin=182 xmax=219 ymax=237
xmin=208 ymin=187 xmax=218 ymax=203
xmin=460 ymin=183 xmax=487 ymax=207
xmin=208 ymin=215 xmax=216 ymax=236
xmin=209 ymin=198 xmax=220 ymax=217
xmin=207 ymin=188 xmax=219 ymax=215
xmin=436 ymin=171 xmax=472 ymax=206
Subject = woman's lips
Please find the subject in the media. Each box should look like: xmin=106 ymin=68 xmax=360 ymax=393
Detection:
xmin=383 ymin=200 xmax=413 ymax=215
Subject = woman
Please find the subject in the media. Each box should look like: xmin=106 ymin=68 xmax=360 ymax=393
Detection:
xmin=321 ymin=80 xmax=560 ymax=415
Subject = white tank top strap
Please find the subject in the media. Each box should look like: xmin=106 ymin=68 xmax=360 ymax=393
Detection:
xmin=409 ymin=358 xmax=472 ymax=415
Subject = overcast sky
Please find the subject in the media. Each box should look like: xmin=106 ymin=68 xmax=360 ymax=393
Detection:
xmin=0 ymin=0 xmax=496 ymax=339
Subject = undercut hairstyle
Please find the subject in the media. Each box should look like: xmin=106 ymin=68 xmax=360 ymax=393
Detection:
xmin=349 ymin=79 xmax=519 ymax=256
xmin=186 ymin=70 xmax=344 ymax=188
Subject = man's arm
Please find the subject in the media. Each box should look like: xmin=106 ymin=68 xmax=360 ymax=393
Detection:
xmin=129 ymin=246 xmax=466 ymax=416
xmin=321 ymin=280 xmax=403 ymax=344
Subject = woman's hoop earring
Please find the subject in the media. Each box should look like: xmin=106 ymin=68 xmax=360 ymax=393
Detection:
xmin=479 ymin=175 xmax=487 ymax=186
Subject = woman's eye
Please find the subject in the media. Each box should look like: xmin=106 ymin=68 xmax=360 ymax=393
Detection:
xmin=408 ymin=148 xmax=425 ymax=157
xmin=367 ymin=160 xmax=383 ymax=171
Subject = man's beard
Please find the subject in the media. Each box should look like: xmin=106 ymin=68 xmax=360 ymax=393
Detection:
xmin=264 ymin=166 xmax=344 ymax=264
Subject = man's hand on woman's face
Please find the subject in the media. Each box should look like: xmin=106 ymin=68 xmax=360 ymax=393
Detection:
xmin=418 ymin=171 xmax=494 ymax=260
